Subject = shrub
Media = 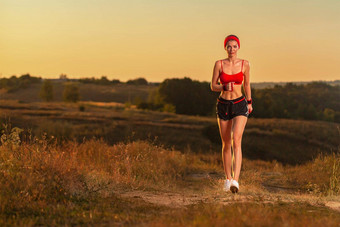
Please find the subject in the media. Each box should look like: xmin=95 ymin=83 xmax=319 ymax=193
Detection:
xmin=63 ymin=83 xmax=80 ymax=102
xmin=126 ymin=77 xmax=148 ymax=85
xmin=79 ymin=104 xmax=85 ymax=112
xmin=40 ymin=80 xmax=54 ymax=101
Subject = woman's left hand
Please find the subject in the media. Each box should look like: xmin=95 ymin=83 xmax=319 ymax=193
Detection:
xmin=248 ymin=104 xmax=253 ymax=114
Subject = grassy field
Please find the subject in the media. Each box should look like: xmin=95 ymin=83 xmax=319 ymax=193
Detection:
xmin=0 ymin=99 xmax=339 ymax=226
xmin=0 ymin=99 xmax=338 ymax=164
xmin=0 ymin=137 xmax=339 ymax=226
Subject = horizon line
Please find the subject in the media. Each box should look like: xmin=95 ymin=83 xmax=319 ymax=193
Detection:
xmin=0 ymin=73 xmax=339 ymax=84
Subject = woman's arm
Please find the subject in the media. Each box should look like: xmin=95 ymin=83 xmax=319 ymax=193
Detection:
xmin=243 ymin=60 xmax=251 ymax=99
xmin=210 ymin=61 xmax=224 ymax=92
xmin=243 ymin=60 xmax=253 ymax=112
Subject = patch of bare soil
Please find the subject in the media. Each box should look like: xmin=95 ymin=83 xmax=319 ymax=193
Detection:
xmin=116 ymin=172 xmax=340 ymax=213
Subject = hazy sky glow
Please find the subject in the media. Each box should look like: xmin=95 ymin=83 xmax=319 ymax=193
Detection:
xmin=1 ymin=0 xmax=339 ymax=82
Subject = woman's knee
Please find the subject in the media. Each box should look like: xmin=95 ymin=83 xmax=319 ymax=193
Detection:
xmin=222 ymin=141 xmax=232 ymax=151
xmin=221 ymin=137 xmax=232 ymax=146
xmin=222 ymin=142 xmax=231 ymax=149
xmin=232 ymin=135 xmax=242 ymax=149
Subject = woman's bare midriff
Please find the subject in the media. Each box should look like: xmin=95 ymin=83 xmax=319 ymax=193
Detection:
xmin=219 ymin=84 xmax=243 ymax=100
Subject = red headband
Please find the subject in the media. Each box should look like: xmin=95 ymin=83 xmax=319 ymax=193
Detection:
xmin=224 ymin=35 xmax=240 ymax=48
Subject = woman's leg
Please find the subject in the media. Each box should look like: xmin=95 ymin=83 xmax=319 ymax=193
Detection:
xmin=231 ymin=116 xmax=248 ymax=182
xmin=217 ymin=118 xmax=233 ymax=180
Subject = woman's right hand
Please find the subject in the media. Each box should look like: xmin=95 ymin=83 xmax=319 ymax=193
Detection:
xmin=224 ymin=82 xmax=234 ymax=91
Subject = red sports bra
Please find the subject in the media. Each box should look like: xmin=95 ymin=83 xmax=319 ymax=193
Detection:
xmin=219 ymin=60 xmax=244 ymax=85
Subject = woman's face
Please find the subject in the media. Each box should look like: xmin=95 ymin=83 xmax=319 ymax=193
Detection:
xmin=225 ymin=40 xmax=239 ymax=56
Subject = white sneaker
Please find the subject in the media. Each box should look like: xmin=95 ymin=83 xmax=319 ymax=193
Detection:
xmin=230 ymin=180 xmax=239 ymax=193
xmin=223 ymin=179 xmax=231 ymax=191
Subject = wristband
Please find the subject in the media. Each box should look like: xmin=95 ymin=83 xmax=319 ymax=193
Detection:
xmin=247 ymin=99 xmax=252 ymax=104
xmin=222 ymin=84 xmax=227 ymax=91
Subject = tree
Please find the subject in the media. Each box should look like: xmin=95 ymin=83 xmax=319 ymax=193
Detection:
xmin=126 ymin=77 xmax=148 ymax=85
xmin=63 ymin=83 xmax=80 ymax=102
xmin=0 ymin=74 xmax=41 ymax=92
xmin=98 ymin=76 xmax=110 ymax=85
xmin=40 ymin=80 xmax=54 ymax=101
xmin=158 ymin=77 xmax=217 ymax=116
xmin=59 ymin=74 xmax=68 ymax=80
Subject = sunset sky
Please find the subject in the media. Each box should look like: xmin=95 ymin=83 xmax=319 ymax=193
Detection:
xmin=1 ymin=0 xmax=339 ymax=83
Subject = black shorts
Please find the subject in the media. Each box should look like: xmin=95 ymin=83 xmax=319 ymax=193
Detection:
xmin=216 ymin=96 xmax=249 ymax=121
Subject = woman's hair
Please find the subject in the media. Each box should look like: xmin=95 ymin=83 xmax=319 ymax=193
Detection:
xmin=224 ymin=35 xmax=240 ymax=48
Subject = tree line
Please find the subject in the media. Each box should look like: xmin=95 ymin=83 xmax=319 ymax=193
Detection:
xmin=0 ymin=74 xmax=41 ymax=92
xmin=1 ymin=74 xmax=339 ymax=122
xmin=77 ymin=76 xmax=148 ymax=85
xmin=251 ymin=82 xmax=339 ymax=122
xmin=0 ymin=74 xmax=149 ymax=91
xmin=0 ymin=74 xmax=150 ymax=104
xmin=137 ymin=78 xmax=340 ymax=123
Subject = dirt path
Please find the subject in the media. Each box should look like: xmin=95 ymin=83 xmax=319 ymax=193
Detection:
xmin=117 ymin=172 xmax=340 ymax=213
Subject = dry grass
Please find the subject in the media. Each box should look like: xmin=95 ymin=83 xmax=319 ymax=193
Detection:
xmin=0 ymin=101 xmax=339 ymax=225
xmin=0 ymin=137 xmax=210 ymax=199
xmin=0 ymin=130 xmax=220 ymax=225
xmin=195 ymin=151 xmax=340 ymax=196
xmin=0 ymin=130 xmax=339 ymax=225
xmin=284 ymin=152 xmax=340 ymax=195
xmin=148 ymin=202 xmax=340 ymax=227
xmin=1 ymin=100 xmax=339 ymax=165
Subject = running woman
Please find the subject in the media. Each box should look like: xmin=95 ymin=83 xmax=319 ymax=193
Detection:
xmin=210 ymin=35 xmax=253 ymax=193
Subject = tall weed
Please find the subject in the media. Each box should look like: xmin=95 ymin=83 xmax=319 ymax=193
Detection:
xmin=0 ymin=130 xmax=211 ymax=219
xmin=285 ymin=152 xmax=340 ymax=195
